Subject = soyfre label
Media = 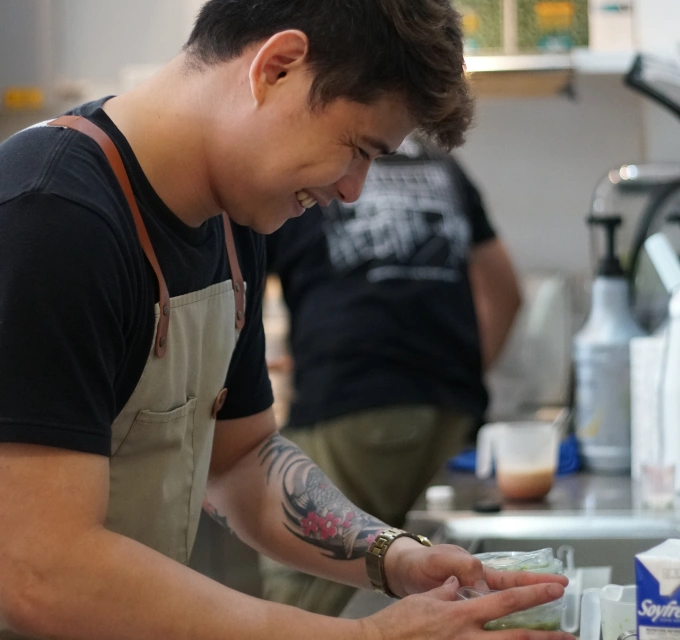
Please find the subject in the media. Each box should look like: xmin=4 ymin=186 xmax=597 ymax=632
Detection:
xmin=639 ymin=600 xmax=680 ymax=624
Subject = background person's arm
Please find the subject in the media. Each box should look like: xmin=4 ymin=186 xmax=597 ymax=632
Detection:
xmin=468 ymin=238 xmax=522 ymax=370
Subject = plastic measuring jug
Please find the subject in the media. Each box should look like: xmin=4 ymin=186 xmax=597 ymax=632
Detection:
xmin=476 ymin=422 xmax=560 ymax=500
xmin=580 ymin=585 xmax=637 ymax=640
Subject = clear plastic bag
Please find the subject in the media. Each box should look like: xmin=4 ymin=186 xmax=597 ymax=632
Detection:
xmin=456 ymin=586 xmax=564 ymax=631
xmin=475 ymin=548 xmax=564 ymax=574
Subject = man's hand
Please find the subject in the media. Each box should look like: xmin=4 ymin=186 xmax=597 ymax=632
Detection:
xmin=484 ymin=567 xmax=568 ymax=591
xmin=383 ymin=539 xmax=568 ymax=598
xmin=360 ymin=577 xmax=573 ymax=640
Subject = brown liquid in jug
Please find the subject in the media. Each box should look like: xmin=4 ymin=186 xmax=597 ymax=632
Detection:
xmin=496 ymin=468 xmax=554 ymax=500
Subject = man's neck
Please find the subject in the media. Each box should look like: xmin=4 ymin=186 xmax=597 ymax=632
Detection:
xmin=102 ymin=56 xmax=224 ymax=228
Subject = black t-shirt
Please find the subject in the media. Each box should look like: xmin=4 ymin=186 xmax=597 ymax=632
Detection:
xmin=267 ymin=142 xmax=495 ymax=427
xmin=0 ymin=98 xmax=273 ymax=456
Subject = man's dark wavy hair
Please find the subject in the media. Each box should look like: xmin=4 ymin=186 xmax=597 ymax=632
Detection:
xmin=184 ymin=0 xmax=474 ymax=150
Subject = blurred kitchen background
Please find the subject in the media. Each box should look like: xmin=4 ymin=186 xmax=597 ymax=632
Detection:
xmin=4 ymin=0 xmax=680 ymax=600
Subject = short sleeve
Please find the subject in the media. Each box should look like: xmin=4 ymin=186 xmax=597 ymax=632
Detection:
xmin=0 ymin=193 xmax=129 ymax=455
xmin=448 ymin=157 xmax=497 ymax=246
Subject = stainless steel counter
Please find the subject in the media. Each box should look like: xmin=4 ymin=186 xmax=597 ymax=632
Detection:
xmin=408 ymin=469 xmax=653 ymax=516
xmin=340 ymin=471 xmax=680 ymax=620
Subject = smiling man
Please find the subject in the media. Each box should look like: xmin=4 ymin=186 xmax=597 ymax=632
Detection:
xmin=0 ymin=1 xmax=570 ymax=639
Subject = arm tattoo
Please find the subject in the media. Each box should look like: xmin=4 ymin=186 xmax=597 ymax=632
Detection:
xmin=258 ymin=434 xmax=385 ymax=560
xmin=202 ymin=497 xmax=234 ymax=534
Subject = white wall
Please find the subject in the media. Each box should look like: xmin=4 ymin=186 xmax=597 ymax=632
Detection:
xmin=55 ymin=0 xmax=193 ymax=85
xmin=634 ymin=0 xmax=680 ymax=59
xmin=633 ymin=0 xmax=680 ymax=165
xmin=458 ymin=75 xmax=647 ymax=275
xmin=0 ymin=0 xmax=198 ymax=141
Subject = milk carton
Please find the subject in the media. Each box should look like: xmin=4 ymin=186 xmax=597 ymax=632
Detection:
xmin=636 ymin=540 xmax=680 ymax=640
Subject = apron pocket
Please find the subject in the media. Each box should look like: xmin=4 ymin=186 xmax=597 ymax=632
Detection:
xmin=107 ymin=397 xmax=198 ymax=564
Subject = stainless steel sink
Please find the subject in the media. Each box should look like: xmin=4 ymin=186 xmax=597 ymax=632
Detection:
xmin=430 ymin=511 xmax=680 ymax=584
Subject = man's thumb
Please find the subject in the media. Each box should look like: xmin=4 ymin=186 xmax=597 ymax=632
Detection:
xmin=425 ymin=576 xmax=460 ymax=601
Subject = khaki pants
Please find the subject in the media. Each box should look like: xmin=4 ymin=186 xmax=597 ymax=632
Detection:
xmin=259 ymin=405 xmax=475 ymax=617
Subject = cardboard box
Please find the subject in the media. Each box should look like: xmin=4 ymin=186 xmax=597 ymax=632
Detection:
xmin=636 ymin=539 xmax=680 ymax=640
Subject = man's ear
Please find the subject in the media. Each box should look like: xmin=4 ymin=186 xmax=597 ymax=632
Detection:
xmin=250 ymin=30 xmax=309 ymax=106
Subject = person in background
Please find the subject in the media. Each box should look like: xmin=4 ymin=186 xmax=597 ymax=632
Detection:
xmin=263 ymin=135 xmax=523 ymax=616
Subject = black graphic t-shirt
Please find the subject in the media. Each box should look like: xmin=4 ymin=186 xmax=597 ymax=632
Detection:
xmin=267 ymin=142 xmax=495 ymax=427
xmin=0 ymin=98 xmax=273 ymax=456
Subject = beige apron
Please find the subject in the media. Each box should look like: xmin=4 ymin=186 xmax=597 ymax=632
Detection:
xmin=0 ymin=115 xmax=246 ymax=639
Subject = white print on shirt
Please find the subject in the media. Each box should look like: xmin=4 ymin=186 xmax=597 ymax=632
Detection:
xmin=324 ymin=161 xmax=471 ymax=282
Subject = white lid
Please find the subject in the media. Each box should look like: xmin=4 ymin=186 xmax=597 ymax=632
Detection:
xmin=426 ymin=485 xmax=455 ymax=509
xmin=426 ymin=485 xmax=454 ymax=499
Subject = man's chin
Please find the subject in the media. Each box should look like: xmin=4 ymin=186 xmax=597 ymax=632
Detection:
xmin=227 ymin=203 xmax=306 ymax=234
xmin=248 ymin=216 xmax=290 ymax=235
xmin=223 ymin=209 xmax=274 ymax=234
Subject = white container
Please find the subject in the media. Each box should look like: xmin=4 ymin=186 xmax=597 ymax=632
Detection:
xmin=630 ymin=336 xmax=664 ymax=481
xmin=643 ymin=234 xmax=680 ymax=491
xmin=476 ymin=422 xmax=560 ymax=500
xmin=425 ymin=485 xmax=455 ymax=511
xmin=580 ymin=584 xmax=637 ymax=640
xmin=661 ymin=292 xmax=680 ymax=490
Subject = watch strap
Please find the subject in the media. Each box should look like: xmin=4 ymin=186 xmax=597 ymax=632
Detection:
xmin=365 ymin=527 xmax=432 ymax=598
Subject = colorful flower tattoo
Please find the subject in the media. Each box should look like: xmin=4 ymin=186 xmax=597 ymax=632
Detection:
xmin=259 ymin=434 xmax=385 ymax=560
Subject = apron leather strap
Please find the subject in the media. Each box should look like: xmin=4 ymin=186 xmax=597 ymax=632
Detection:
xmin=221 ymin=213 xmax=246 ymax=330
xmin=47 ymin=114 xmax=247 ymax=354
xmin=48 ymin=115 xmax=171 ymax=358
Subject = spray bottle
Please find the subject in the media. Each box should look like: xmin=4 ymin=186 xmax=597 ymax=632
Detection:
xmin=574 ymin=215 xmax=646 ymax=473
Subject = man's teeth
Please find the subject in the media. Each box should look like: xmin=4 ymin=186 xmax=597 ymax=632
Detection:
xmin=296 ymin=190 xmax=317 ymax=209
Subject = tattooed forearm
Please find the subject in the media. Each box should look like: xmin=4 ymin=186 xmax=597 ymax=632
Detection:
xmin=202 ymin=497 xmax=234 ymax=534
xmin=258 ymin=434 xmax=385 ymax=560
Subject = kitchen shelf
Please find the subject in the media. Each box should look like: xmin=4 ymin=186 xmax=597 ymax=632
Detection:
xmin=466 ymin=53 xmax=571 ymax=74
xmin=464 ymin=49 xmax=636 ymax=98
xmin=570 ymin=49 xmax=637 ymax=74
xmin=465 ymin=49 xmax=636 ymax=75
xmin=45 ymin=52 xmax=637 ymax=109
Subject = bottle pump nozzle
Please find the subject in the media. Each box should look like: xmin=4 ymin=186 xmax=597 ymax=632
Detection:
xmin=587 ymin=215 xmax=624 ymax=277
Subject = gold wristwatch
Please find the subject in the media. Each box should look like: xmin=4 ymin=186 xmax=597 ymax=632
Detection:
xmin=365 ymin=527 xmax=432 ymax=598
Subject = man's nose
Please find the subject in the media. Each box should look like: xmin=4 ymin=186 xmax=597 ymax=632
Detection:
xmin=334 ymin=163 xmax=371 ymax=204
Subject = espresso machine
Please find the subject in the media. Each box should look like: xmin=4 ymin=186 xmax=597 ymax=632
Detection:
xmin=588 ymin=54 xmax=680 ymax=333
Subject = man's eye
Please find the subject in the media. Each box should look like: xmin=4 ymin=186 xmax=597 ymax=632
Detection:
xmin=357 ymin=147 xmax=370 ymax=161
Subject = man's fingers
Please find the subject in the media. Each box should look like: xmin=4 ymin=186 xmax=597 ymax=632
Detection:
xmin=492 ymin=630 xmax=575 ymax=640
xmin=485 ymin=568 xmax=569 ymax=590
xmin=474 ymin=583 xmax=565 ymax=625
